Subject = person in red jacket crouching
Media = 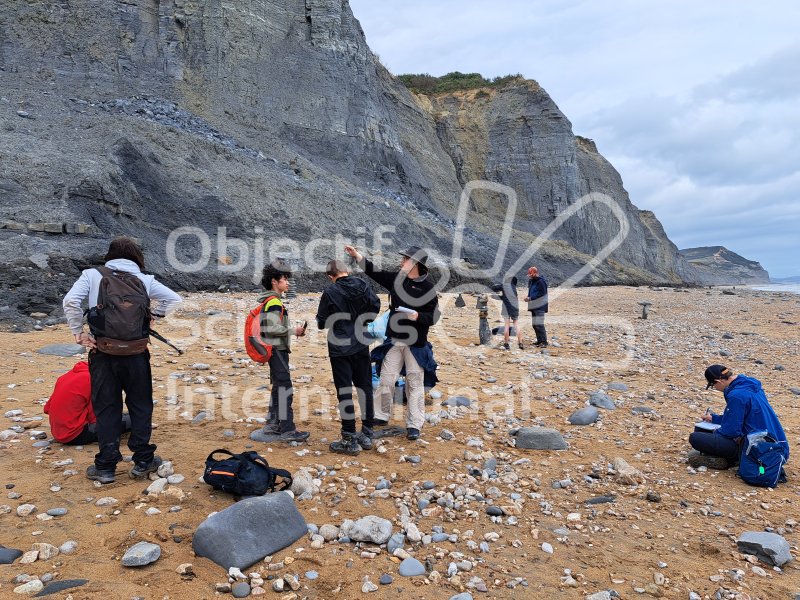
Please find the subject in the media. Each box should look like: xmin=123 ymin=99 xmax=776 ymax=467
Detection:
xmin=44 ymin=362 xmax=130 ymax=445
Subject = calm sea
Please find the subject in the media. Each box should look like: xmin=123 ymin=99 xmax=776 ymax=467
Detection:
xmin=750 ymin=283 xmax=800 ymax=295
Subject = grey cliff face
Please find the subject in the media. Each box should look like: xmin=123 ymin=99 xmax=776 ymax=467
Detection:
xmin=679 ymin=247 xmax=770 ymax=285
xmin=1 ymin=0 xmax=699 ymax=327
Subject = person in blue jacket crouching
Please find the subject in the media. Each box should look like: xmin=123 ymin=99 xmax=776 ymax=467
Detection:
xmin=689 ymin=364 xmax=788 ymax=471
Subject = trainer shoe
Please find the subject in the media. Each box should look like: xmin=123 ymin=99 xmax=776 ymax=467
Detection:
xmin=86 ymin=465 xmax=115 ymax=484
xmin=406 ymin=428 xmax=420 ymax=441
xmin=357 ymin=427 xmax=374 ymax=450
xmin=330 ymin=432 xmax=361 ymax=455
xmin=372 ymin=419 xmax=389 ymax=427
xmin=261 ymin=422 xmax=281 ymax=435
xmin=687 ymin=451 xmax=730 ymax=470
xmin=129 ymin=455 xmax=163 ymax=479
xmin=279 ymin=429 xmax=310 ymax=442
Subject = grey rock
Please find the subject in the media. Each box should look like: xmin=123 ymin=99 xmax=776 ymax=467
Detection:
xmin=379 ymin=573 xmax=393 ymax=585
xmin=680 ymin=247 xmax=770 ymax=285
xmin=36 ymin=344 xmax=85 ymax=356
xmin=340 ymin=515 xmax=393 ymax=544
xmin=585 ymin=495 xmax=616 ymax=505
xmin=398 ymin=557 xmax=426 ymax=577
xmin=631 ymin=406 xmax=653 ymax=414
xmin=387 ymin=532 xmax=405 ymax=553
xmin=0 ymin=545 xmax=23 ymax=564
xmin=789 ymin=387 xmax=800 ymax=396
xmin=589 ymin=392 xmax=616 ymax=410
xmin=449 ymin=594 xmax=474 ymax=600
xmin=486 ymin=506 xmax=503 ymax=516
xmin=32 ymin=440 xmax=51 ymax=448
xmin=439 ymin=429 xmax=455 ymax=441
xmin=249 ymin=429 xmax=282 ymax=443
xmin=191 ymin=411 xmax=208 ymax=425
xmin=305 ymin=570 xmax=318 ymax=580
xmin=514 ymin=427 xmax=568 ymax=450
xmin=431 ymin=533 xmax=449 ymax=543
xmin=32 ymin=579 xmax=88 ymax=597
xmin=121 ymin=542 xmax=161 ymax=567
xmin=193 ymin=492 xmax=307 ymax=570
xmin=58 ymin=541 xmax=78 ymax=554
xmin=46 ymin=508 xmax=67 ymax=516
xmin=568 ymin=406 xmax=599 ymax=425
xmin=422 ymin=480 xmax=436 ymax=490
xmin=736 ymin=531 xmax=793 ymax=566
xmin=231 ymin=581 xmax=251 ymax=598
xmin=443 ymin=396 xmax=471 ymax=407
xmin=607 ymin=382 xmax=628 ymax=391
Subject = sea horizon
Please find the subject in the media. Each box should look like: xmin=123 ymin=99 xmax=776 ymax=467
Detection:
xmin=750 ymin=282 xmax=800 ymax=295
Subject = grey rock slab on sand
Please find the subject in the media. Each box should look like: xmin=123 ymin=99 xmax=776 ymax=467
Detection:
xmin=568 ymin=406 xmax=599 ymax=425
xmin=736 ymin=531 xmax=793 ymax=566
xmin=449 ymin=594 xmax=474 ymax=600
xmin=340 ymin=515 xmax=393 ymax=544
xmin=250 ymin=429 xmax=282 ymax=443
xmin=33 ymin=579 xmax=88 ymax=597
xmin=193 ymin=492 xmax=307 ymax=570
xmin=514 ymin=427 xmax=568 ymax=450
xmin=589 ymin=392 xmax=616 ymax=410
xmin=121 ymin=542 xmax=161 ymax=567
xmin=231 ymin=582 xmax=251 ymax=598
xmin=36 ymin=343 xmax=85 ymax=356
xmin=398 ymin=557 xmax=426 ymax=576
xmin=0 ymin=545 xmax=23 ymax=564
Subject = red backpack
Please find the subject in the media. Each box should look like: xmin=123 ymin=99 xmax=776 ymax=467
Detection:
xmin=244 ymin=294 xmax=284 ymax=363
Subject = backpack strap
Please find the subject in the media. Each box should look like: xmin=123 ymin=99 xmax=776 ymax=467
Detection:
xmin=267 ymin=467 xmax=293 ymax=491
xmin=262 ymin=294 xmax=286 ymax=318
xmin=206 ymin=449 xmax=236 ymax=462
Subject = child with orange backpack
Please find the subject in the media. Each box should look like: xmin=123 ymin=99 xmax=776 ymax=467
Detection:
xmin=247 ymin=260 xmax=309 ymax=442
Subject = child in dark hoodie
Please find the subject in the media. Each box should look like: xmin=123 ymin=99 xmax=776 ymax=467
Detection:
xmin=316 ymin=259 xmax=381 ymax=454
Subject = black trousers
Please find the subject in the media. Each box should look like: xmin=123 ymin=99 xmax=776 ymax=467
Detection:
xmin=64 ymin=414 xmax=131 ymax=446
xmin=330 ymin=348 xmax=374 ymax=434
xmin=89 ymin=350 xmax=156 ymax=471
xmin=268 ymin=349 xmax=295 ymax=433
xmin=531 ymin=310 xmax=547 ymax=343
xmin=689 ymin=431 xmax=741 ymax=461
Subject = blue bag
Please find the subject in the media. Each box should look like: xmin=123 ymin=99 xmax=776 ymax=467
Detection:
xmin=738 ymin=431 xmax=789 ymax=487
xmin=365 ymin=310 xmax=389 ymax=343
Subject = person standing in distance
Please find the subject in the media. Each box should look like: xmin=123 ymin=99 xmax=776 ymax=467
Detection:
xmin=524 ymin=266 xmax=548 ymax=347
xmin=344 ymin=245 xmax=439 ymax=440
xmin=63 ymin=237 xmax=181 ymax=484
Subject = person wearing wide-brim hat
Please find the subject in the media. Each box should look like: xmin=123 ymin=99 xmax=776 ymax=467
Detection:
xmin=344 ymin=244 xmax=439 ymax=441
xmin=688 ymin=364 xmax=788 ymax=471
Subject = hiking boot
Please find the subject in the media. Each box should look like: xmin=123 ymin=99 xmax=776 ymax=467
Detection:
xmin=129 ymin=455 xmax=163 ymax=479
xmin=86 ymin=465 xmax=115 ymax=484
xmin=279 ymin=429 xmax=310 ymax=442
xmin=518 ymin=343 xmax=524 ymax=350
xmin=373 ymin=419 xmax=389 ymax=427
xmin=502 ymin=342 xmax=510 ymax=350
xmin=406 ymin=428 xmax=420 ymax=441
xmin=261 ymin=422 xmax=281 ymax=435
xmin=688 ymin=451 xmax=730 ymax=470
xmin=357 ymin=427 xmax=374 ymax=450
xmin=330 ymin=432 xmax=361 ymax=455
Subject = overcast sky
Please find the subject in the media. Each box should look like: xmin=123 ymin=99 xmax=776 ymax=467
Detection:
xmin=349 ymin=0 xmax=800 ymax=278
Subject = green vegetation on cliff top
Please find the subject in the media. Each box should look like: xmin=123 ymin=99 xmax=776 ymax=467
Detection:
xmin=397 ymin=71 xmax=523 ymax=94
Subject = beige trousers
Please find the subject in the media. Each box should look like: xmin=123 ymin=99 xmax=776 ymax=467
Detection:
xmin=374 ymin=343 xmax=425 ymax=430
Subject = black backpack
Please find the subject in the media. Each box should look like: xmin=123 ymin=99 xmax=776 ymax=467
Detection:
xmin=203 ymin=449 xmax=293 ymax=496
xmin=87 ymin=266 xmax=151 ymax=355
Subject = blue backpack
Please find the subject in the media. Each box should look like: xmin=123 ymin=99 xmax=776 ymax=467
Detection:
xmin=738 ymin=431 xmax=789 ymax=487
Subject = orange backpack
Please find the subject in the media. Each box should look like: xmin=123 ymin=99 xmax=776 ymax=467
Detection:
xmin=244 ymin=294 xmax=284 ymax=363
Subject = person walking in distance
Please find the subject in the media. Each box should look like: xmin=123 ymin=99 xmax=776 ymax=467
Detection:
xmin=524 ymin=266 xmax=548 ymax=347
xmin=344 ymin=244 xmax=439 ymax=440
xmin=316 ymin=259 xmax=380 ymax=454
xmin=63 ymin=237 xmax=181 ymax=484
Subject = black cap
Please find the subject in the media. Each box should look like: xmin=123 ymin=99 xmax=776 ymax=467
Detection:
xmin=399 ymin=246 xmax=428 ymax=267
xmin=704 ymin=364 xmax=732 ymax=389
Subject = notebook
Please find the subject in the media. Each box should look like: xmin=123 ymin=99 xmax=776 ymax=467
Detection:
xmin=694 ymin=422 xmax=721 ymax=433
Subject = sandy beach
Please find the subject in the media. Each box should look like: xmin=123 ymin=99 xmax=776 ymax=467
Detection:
xmin=1 ymin=286 xmax=798 ymax=599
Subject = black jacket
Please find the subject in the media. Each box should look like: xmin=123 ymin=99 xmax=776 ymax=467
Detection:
xmin=361 ymin=258 xmax=440 ymax=347
xmin=316 ymin=275 xmax=380 ymax=357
